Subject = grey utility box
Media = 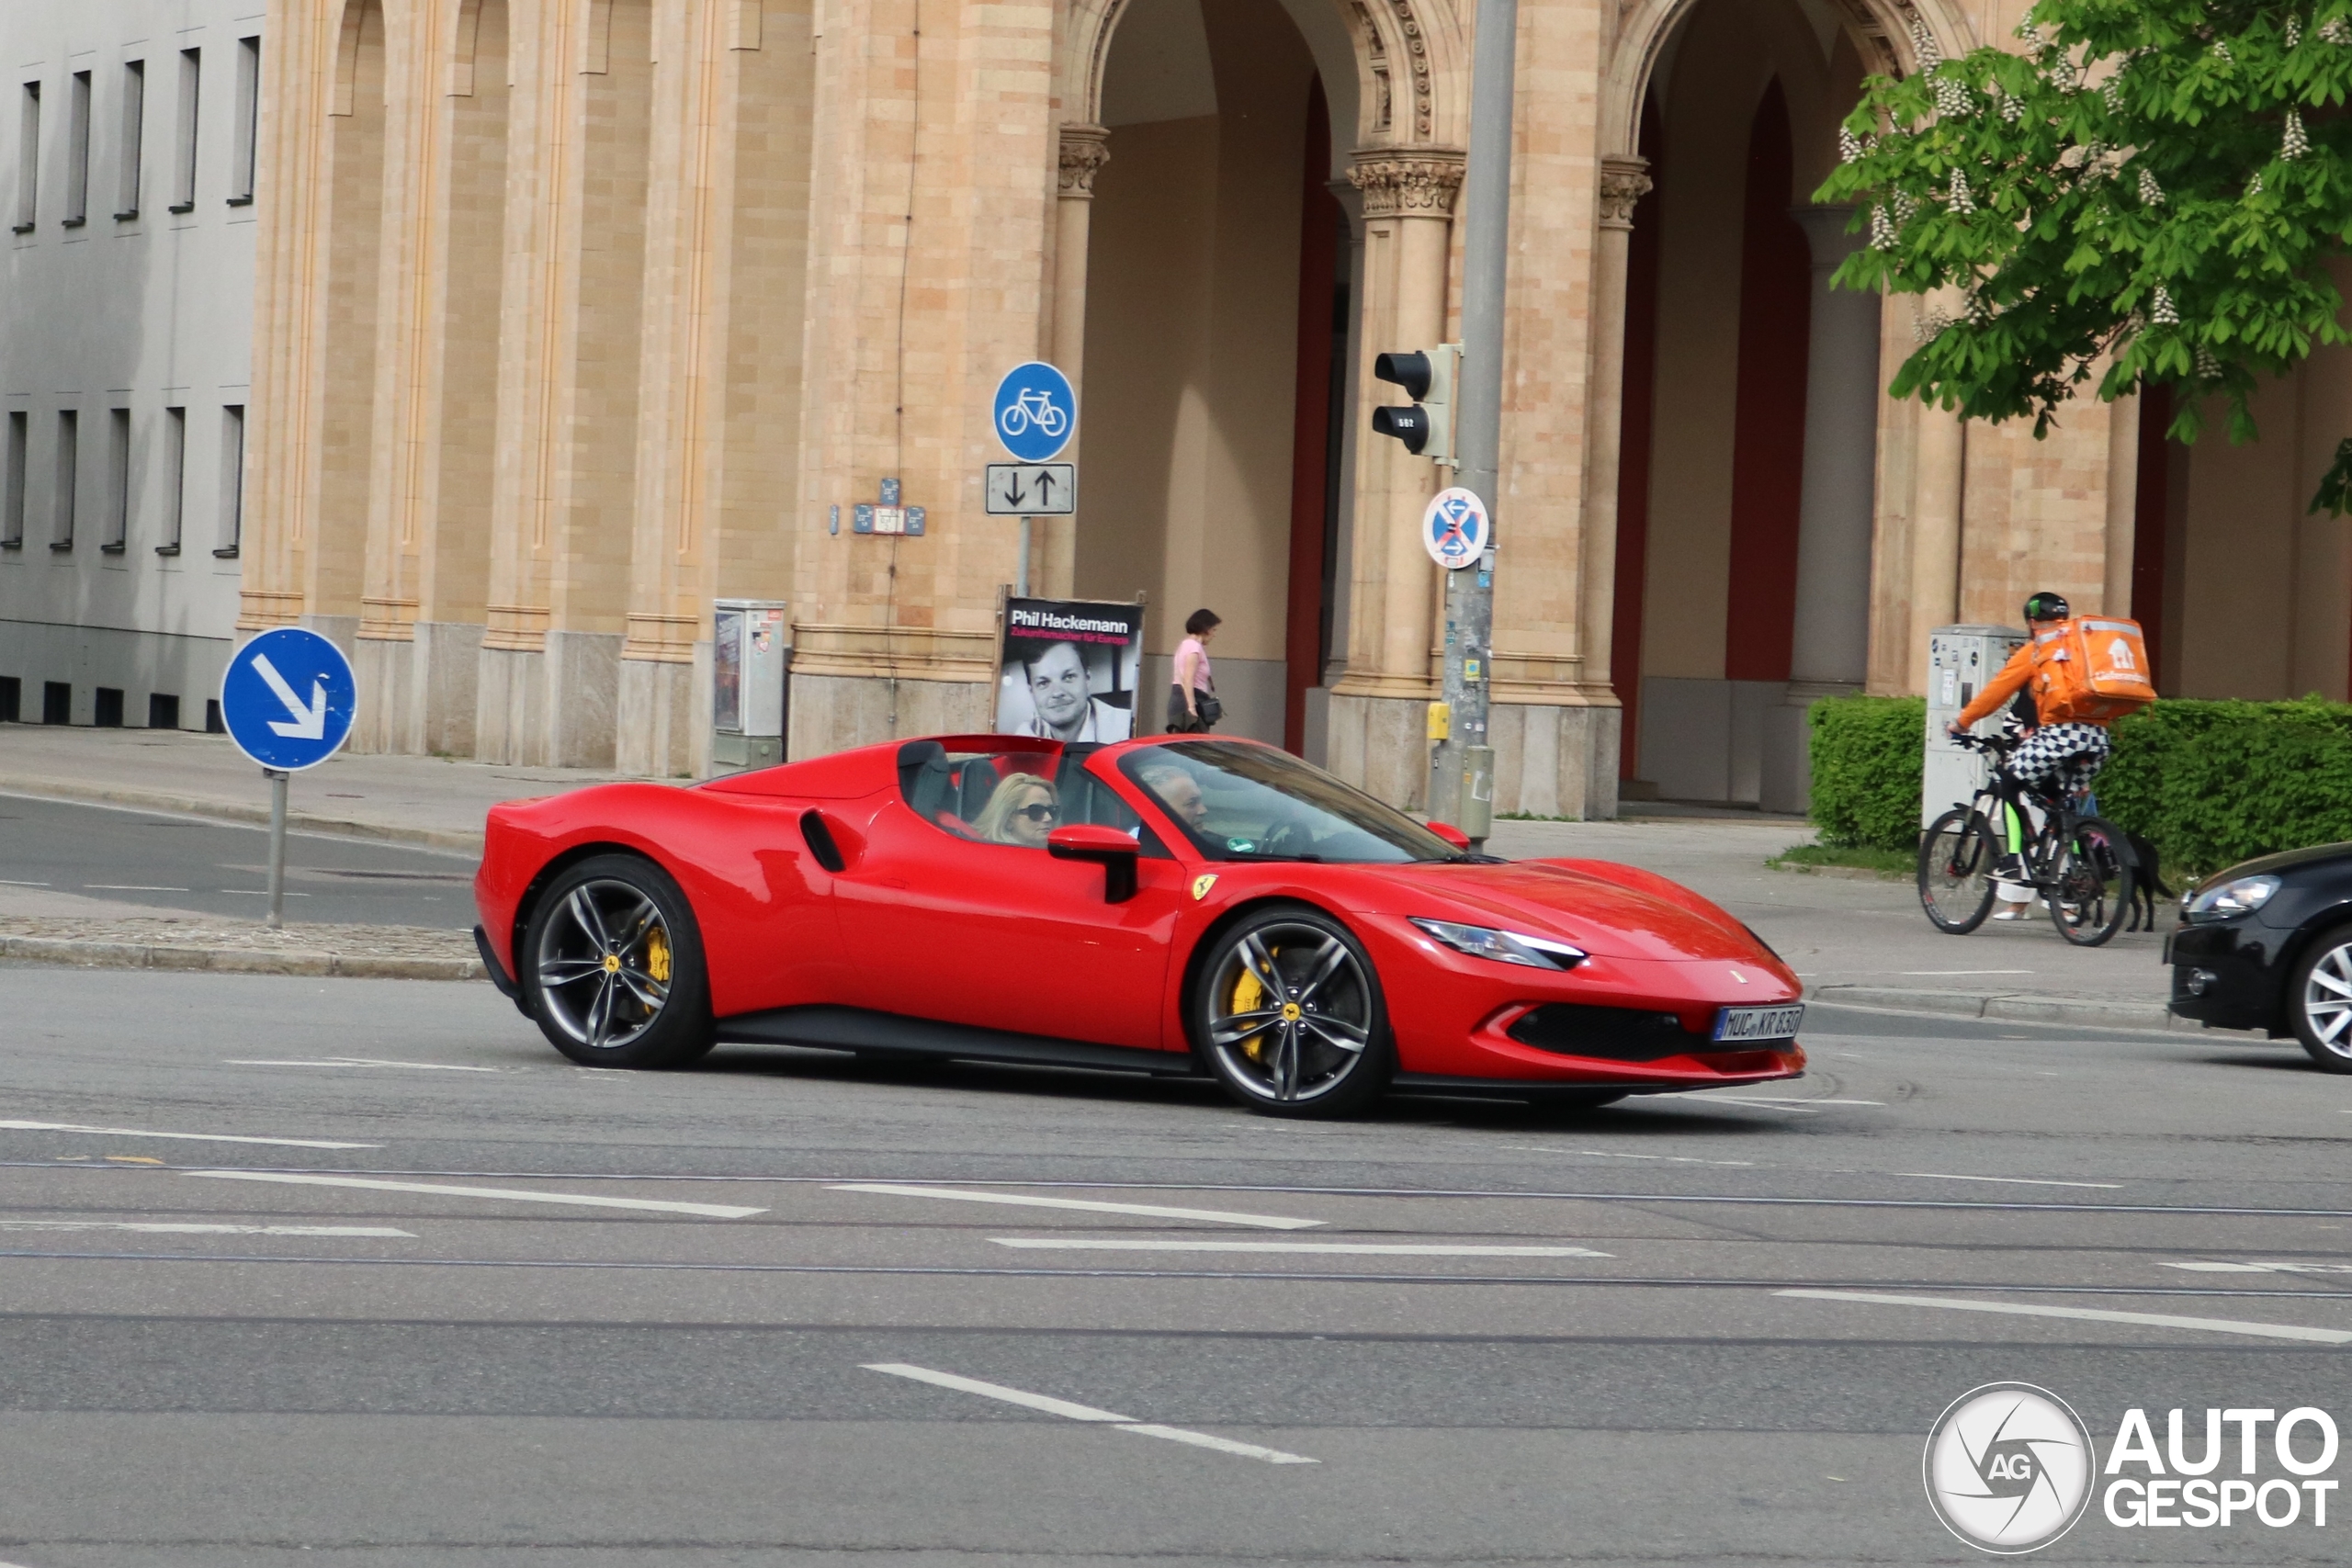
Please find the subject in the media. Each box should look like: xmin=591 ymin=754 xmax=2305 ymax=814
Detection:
xmin=712 ymin=600 xmax=790 ymax=775
xmin=1922 ymin=625 xmax=2027 ymax=828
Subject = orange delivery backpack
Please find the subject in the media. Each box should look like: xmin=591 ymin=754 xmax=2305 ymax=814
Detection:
xmin=2029 ymin=616 xmax=2156 ymax=724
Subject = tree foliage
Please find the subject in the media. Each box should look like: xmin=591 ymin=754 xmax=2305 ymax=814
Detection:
xmin=1818 ymin=1 xmax=2352 ymax=460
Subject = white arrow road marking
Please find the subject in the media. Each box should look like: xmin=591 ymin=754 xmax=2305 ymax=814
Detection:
xmin=863 ymin=1363 xmax=1317 ymax=1464
xmin=1777 ymin=1289 xmax=2352 ymax=1345
xmin=251 ymin=652 xmax=329 ymax=739
xmin=828 ymin=1182 xmax=1321 ymax=1230
xmin=185 ymin=1169 xmax=765 ymax=1219
xmin=0 ymin=1120 xmax=379 ymax=1150
xmin=989 ymin=1238 xmax=1611 ymax=1258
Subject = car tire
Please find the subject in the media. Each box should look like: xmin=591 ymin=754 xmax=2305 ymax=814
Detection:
xmin=521 ymin=853 xmax=715 ymax=1069
xmin=1188 ymin=903 xmax=1395 ymax=1118
xmin=2288 ymin=923 xmax=2352 ymax=1074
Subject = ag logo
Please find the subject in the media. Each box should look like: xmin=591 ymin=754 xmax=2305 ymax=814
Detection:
xmin=1924 ymin=1382 xmax=2094 ymax=1554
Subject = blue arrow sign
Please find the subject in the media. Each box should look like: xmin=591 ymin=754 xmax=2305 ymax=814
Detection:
xmin=991 ymin=361 xmax=1078 ymax=463
xmin=220 ymin=626 xmax=357 ymax=772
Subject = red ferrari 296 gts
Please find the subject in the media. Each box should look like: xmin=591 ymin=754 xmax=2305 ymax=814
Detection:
xmin=471 ymin=734 xmax=1805 ymax=1115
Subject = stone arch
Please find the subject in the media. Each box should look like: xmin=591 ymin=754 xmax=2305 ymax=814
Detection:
xmin=1600 ymin=0 xmax=1979 ymax=157
xmin=1061 ymin=0 xmax=1466 ymax=155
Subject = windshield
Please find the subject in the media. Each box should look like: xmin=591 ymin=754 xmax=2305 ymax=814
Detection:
xmin=1118 ymin=741 xmax=1455 ymax=863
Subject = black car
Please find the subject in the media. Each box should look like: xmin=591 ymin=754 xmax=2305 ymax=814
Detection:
xmin=2169 ymin=841 xmax=2352 ymax=1070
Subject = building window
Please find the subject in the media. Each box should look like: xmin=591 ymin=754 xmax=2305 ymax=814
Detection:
xmin=42 ymin=681 xmax=71 ymax=725
xmin=2 ymin=412 xmax=24 ymax=547
xmin=93 ymin=687 xmax=124 ymax=728
xmin=147 ymin=692 xmax=179 ymax=729
xmin=228 ymin=39 xmax=258 ymax=206
xmin=0 ymin=676 xmax=19 ymax=723
xmin=51 ymin=410 xmax=77 ymax=550
xmin=62 ymin=71 xmax=91 ymax=226
xmin=102 ymin=408 xmax=130 ymax=551
xmin=156 ymin=405 xmax=185 ymax=555
xmin=213 ymin=404 xmax=243 ymax=557
xmin=117 ymin=61 xmax=143 ymax=219
xmin=14 ymin=83 xmax=38 ymax=232
xmin=171 ymin=50 xmax=198 ymax=213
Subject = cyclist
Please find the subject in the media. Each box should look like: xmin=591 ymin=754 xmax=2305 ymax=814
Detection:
xmin=1946 ymin=592 xmax=2113 ymax=891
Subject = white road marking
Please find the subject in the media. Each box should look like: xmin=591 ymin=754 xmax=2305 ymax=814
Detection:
xmin=829 ymin=1182 xmax=1322 ymax=1230
xmin=221 ymin=889 xmax=311 ymax=897
xmin=84 ymin=885 xmax=189 ymax=892
xmin=1503 ymin=1146 xmax=1758 ymax=1167
xmin=1703 ymin=1096 xmax=1884 ymax=1106
xmin=0 ymin=879 xmax=51 ymax=887
xmin=1900 ymin=969 xmax=2035 ymax=976
xmin=2160 ymin=1259 xmax=2352 ymax=1275
xmin=0 ymin=1120 xmax=379 ymax=1150
xmin=183 ymin=1170 xmax=766 ymax=1219
xmin=0 ymin=1220 xmax=413 ymax=1237
xmin=1690 ymin=1097 xmax=1823 ymax=1113
xmin=226 ymin=1058 xmax=503 ymax=1073
xmin=989 ymin=1238 xmax=1611 ymax=1258
xmin=1896 ymin=1172 xmax=2122 ymax=1190
xmin=862 ymin=1362 xmax=1317 ymax=1464
xmin=1778 ymin=1289 xmax=2352 ymax=1345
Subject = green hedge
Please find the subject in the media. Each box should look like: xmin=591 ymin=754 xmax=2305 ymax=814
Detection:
xmin=1808 ymin=693 xmax=2352 ymax=874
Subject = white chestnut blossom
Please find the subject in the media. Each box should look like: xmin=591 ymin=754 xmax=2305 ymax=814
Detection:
xmin=2151 ymin=285 xmax=2179 ymax=325
xmin=2139 ymin=166 xmax=2165 ymax=205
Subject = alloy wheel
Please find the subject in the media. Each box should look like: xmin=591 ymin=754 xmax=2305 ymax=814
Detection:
xmin=2302 ymin=942 xmax=2352 ymax=1061
xmin=533 ymin=879 xmax=674 ymax=1051
xmin=1204 ymin=921 xmax=1374 ymax=1104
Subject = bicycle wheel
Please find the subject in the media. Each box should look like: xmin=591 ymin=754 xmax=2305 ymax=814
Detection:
xmin=1918 ymin=807 xmax=1999 ymax=934
xmin=2049 ymin=815 xmax=2133 ymax=947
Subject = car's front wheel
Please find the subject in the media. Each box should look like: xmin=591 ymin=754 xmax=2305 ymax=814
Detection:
xmin=2289 ymin=923 xmax=2352 ymax=1074
xmin=522 ymin=853 xmax=715 ymax=1069
xmin=1189 ymin=905 xmax=1394 ymax=1117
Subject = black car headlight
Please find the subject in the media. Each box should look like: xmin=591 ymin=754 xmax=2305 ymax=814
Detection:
xmin=2184 ymin=874 xmax=2281 ymax=922
xmin=1410 ymin=918 xmax=1586 ymax=970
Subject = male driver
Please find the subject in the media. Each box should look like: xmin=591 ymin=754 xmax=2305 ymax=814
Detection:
xmin=1019 ymin=640 xmax=1132 ymax=743
xmin=1133 ymin=757 xmax=1209 ymax=836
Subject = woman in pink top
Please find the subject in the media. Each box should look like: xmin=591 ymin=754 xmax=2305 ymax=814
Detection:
xmin=1167 ymin=608 xmax=1221 ymax=732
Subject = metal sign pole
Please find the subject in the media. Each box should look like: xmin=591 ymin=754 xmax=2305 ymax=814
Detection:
xmin=1440 ymin=0 xmax=1519 ymax=850
xmin=1016 ymin=516 xmax=1032 ymax=597
xmin=266 ymin=769 xmax=288 ymax=930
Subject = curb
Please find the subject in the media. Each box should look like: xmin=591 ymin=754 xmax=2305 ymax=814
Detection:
xmin=1768 ymin=862 xmax=1906 ymax=883
xmin=1808 ymin=983 xmax=2208 ymax=1033
xmin=0 ymin=933 xmax=483 ymax=982
xmin=0 ymin=774 xmax=485 ymax=853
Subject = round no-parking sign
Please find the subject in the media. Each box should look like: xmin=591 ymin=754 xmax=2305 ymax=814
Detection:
xmin=1422 ymin=487 xmax=1490 ymax=570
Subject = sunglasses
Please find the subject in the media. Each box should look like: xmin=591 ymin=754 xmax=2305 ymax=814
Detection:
xmin=1015 ymin=804 xmax=1059 ymax=823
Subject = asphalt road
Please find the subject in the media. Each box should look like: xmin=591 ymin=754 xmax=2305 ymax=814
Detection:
xmin=1 ymin=966 xmax=2349 ymax=1565
xmin=0 ymin=793 xmax=477 ymax=925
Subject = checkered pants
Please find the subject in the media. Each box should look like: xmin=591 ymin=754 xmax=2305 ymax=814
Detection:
xmin=2004 ymin=722 xmax=2111 ymax=799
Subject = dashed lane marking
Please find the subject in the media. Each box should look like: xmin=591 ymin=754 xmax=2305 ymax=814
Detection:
xmin=1896 ymin=1173 xmax=2123 ymax=1190
xmin=989 ymin=1238 xmax=1610 ymax=1258
xmin=0 ymin=1220 xmax=413 ymax=1236
xmin=862 ymin=1362 xmax=1317 ymax=1464
xmin=0 ymin=1120 xmax=379 ymax=1150
xmin=1777 ymin=1289 xmax=2352 ymax=1345
xmin=182 ymin=1169 xmax=765 ymax=1219
xmin=829 ymin=1182 xmax=1321 ymax=1230
xmin=226 ymin=1058 xmax=503 ymax=1073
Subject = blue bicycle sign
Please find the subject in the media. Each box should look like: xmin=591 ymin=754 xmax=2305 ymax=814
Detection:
xmin=992 ymin=361 xmax=1077 ymax=463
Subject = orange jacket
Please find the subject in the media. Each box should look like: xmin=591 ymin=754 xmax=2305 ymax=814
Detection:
xmin=1954 ymin=640 xmax=2038 ymax=730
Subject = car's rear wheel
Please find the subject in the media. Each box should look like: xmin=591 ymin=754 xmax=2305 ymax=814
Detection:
xmin=523 ymin=854 xmax=714 ymax=1069
xmin=2289 ymin=924 xmax=2352 ymax=1073
xmin=1189 ymin=905 xmax=1393 ymax=1117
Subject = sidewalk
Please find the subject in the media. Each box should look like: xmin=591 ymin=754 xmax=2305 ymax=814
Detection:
xmin=0 ymin=725 xmax=2186 ymax=1025
xmin=0 ymin=721 xmax=624 ymax=851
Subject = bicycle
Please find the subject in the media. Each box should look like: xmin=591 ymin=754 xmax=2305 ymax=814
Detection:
xmin=1917 ymin=730 xmax=2137 ymax=947
xmin=999 ymin=389 xmax=1069 ymax=439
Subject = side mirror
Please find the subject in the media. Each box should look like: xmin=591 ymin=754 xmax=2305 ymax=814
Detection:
xmin=1427 ymin=820 xmax=1472 ymax=851
xmin=1048 ymin=822 xmax=1140 ymax=904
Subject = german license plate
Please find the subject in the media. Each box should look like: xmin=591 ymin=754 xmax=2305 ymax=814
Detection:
xmin=1713 ymin=1003 xmax=1804 ymax=1043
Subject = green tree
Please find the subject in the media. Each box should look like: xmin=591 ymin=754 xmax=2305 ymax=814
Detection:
xmin=1818 ymin=2 xmax=2352 ymax=506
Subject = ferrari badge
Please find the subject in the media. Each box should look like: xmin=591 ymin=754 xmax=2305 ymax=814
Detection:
xmin=1191 ymin=874 xmax=1218 ymax=901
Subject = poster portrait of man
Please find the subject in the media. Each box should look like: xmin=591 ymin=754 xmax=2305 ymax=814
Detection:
xmin=996 ymin=598 xmax=1144 ymax=743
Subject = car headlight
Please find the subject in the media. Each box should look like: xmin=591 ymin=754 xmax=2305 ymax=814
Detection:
xmin=1410 ymin=918 xmax=1586 ymax=970
xmin=2185 ymin=874 xmax=2281 ymax=922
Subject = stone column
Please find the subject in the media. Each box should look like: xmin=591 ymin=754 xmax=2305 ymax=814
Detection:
xmin=1326 ymin=149 xmax=1462 ymax=812
xmin=1760 ymin=205 xmax=1881 ymax=814
xmin=2102 ymin=389 xmax=2140 ymax=615
xmin=1909 ymin=403 xmax=1965 ymax=673
xmin=1573 ymin=157 xmax=1650 ymax=708
xmin=1035 ymin=122 xmax=1109 ymax=600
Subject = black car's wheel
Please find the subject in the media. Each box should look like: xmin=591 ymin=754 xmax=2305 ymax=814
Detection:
xmin=2289 ymin=924 xmax=2352 ymax=1073
xmin=1189 ymin=905 xmax=1394 ymax=1117
xmin=2050 ymin=816 xmax=2133 ymax=948
xmin=1918 ymin=808 xmax=1998 ymax=934
xmin=522 ymin=854 xmax=715 ymax=1068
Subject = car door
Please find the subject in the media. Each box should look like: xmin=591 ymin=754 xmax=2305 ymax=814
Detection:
xmin=829 ymin=743 xmax=1186 ymax=1049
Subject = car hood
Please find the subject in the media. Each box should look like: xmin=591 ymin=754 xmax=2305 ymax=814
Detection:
xmin=1379 ymin=859 xmax=1772 ymax=965
xmin=2200 ymin=840 xmax=2352 ymax=886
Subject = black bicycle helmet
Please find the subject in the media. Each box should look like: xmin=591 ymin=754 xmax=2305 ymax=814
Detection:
xmin=2023 ymin=591 xmax=2070 ymax=622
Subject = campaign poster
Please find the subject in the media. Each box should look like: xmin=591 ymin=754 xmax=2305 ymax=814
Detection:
xmin=996 ymin=597 xmax=1145 ymax=742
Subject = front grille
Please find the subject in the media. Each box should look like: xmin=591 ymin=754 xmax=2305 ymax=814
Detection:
xmin=1507 ymin=1003 xmax=1714 ymax=1061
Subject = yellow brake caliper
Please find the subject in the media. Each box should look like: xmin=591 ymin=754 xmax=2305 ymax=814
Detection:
xmin=645 ymin=927 xmax=672 ymax=985
xmin=1232 ymin=953 xmax=1268 ymax=1059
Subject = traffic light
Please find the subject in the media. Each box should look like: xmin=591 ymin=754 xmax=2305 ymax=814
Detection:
xmin=1371 ymin=344 xmax=1460 ymax=467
